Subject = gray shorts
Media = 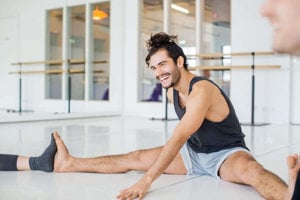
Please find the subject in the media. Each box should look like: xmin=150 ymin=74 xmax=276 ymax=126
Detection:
xmin=180 ymin=143 xmax=250 ymax=179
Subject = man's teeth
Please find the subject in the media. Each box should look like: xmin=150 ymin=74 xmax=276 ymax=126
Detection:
xmin=160 ymin=76 xmax=168 ymax=81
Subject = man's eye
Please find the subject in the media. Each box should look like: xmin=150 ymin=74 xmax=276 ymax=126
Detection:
xmin=161 ymin=62 xmax=166 ymax=66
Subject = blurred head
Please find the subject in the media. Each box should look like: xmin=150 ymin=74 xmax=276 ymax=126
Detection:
xmin=261 ymin=0 xmax=300 ymax=56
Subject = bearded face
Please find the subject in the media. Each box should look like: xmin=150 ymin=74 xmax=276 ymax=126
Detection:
xmin=148 ymin=50 xmax=181 ymax=89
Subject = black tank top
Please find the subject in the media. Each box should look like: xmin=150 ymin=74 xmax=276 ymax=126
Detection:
xmin=173 ymin=76 xmax=249 ymax=153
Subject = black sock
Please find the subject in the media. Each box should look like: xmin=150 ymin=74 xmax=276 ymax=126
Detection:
xmin=0 ymin=154 xmax=18 ymax=171
xmin=292 ymin=171 xmax=300 ymax=200
xmin=29 ymin=134 xmax=57 ymax=172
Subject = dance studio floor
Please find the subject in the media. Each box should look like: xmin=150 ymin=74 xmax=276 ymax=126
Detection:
xmin=0 ymin=115 xmax=300 ymax=200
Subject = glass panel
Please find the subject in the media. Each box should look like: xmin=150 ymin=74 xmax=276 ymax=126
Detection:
xmin=170 ymin=0 xmax=196 ymax=68
xmin=69 ymin=5 xmax=85 ymax=100
xmin=91 ymin=2 xmax=110 ymax=101
xmin=46 ymin=9 xmax=63 ymax=99
xmin=138 ymin=0 xmax=164 ymax=102
xmin=203 ymin=0 xmax=231 ymax=97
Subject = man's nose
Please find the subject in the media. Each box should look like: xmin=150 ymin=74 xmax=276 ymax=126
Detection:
xmin=155 ymin=67 xmax=163 ymax=77
xmin=260 ymin=0 xmax=271 ymax=18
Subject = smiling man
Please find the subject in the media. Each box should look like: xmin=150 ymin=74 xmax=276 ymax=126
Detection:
xmin=52 ymin=32 xmax=295 ymax=200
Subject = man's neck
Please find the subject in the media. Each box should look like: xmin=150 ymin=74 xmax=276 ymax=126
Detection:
xmin=173 ymin=70 xmax=195 ymax=96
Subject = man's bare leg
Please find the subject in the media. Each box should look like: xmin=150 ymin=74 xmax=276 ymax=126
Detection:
xmin=219 ymin=151 xmax=288 ymax=200
xmin=16 ymin=156 xmax=30 ymax=170
xmin=53 ymin=132 xmax=186 ymax=174
xmin=287 ymin=154 xmax=300 ymax=199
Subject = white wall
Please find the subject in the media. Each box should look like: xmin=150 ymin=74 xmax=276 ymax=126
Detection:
xmin=231 ymin=0 xmax=294 ymax=124
xmin=290 ymin=57 xmax=300 ymax=124
xmin=0 ymin=0 xmax=299 ymax=123
xmin=0 ymin=15 xmax=19 ymax=110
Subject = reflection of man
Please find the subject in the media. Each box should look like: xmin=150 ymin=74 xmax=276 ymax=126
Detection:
xmin=53 ymin=32 xmax=293 ymax=200
xmin=261 ymin=0 xmax=300 ymax=199
xmin=147 ymin=83 xmax=162 ymax=102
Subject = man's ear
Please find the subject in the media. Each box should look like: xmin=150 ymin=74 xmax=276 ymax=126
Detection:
xmin=177 ymin=56 xmax=184 ymax=68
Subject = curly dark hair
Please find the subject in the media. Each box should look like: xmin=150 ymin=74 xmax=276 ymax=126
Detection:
xmin=145 ymin=32 xmax=188 ymax=69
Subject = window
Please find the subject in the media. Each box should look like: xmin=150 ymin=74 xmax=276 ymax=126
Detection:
xmin=138 ymin=0 xmax=164 ymax=102
xmin=69 ymin=5 xmax=86 ymax=100
xmin=138 ymin=0 xmax=231 ymax=102
xmin=204 ymin=0 xmax=231 ymax=96
xmin=46 ymin=8 xmax=63 ymax=99
xmin=170 ymin=0 xmax=196 ymax=67
xmin=45 ymin=2 xmax=111 ymax=101
xmin=91 ymin=2 xmax=110 ymax=101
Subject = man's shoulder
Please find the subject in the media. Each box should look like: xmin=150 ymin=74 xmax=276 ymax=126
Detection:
xmin=191 ymin=79 xmax=214 ymax=91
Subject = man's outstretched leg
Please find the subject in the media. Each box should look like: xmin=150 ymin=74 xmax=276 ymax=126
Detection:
xmin=287 ymin=154 xmax=300 ymax=200
xmin=219 ymin=151 xmax=289 ymax=200
xmin=53 ymin=132 xmax=186 ymax=174
xmin=0 ymin=133 xmax=57 ymax=172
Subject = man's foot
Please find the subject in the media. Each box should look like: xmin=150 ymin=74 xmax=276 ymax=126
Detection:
xmin=29 ymin=133 xmax=57 ymax=172
xmin=287 ymin=154 xmax=300 ymax=200
xmin=53 ymin=132 xmax=74 ymax=172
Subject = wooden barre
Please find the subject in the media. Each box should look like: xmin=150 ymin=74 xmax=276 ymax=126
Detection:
xmin=189 ymin=65 xmax=281 ymax=71
xmin=11 ymin=59 xmax=107 ymax=66
xmin=93 ymin=60 xmax=107 ymax=64
xmin=187 ymin=51 xmax=275 ymax=59
xmin=11 ymin=60 xmax=63 ymax=65
xmin=68 ymin=59 xmax=108 ymax=65
xmin=9 ymin=69 xmax=104 ymax=75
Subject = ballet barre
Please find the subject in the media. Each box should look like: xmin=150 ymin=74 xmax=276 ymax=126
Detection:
xmin=189 ymin=65 xmax=280 ymax=71
xmin=188 ymin=51 xmax=280 ymax=126
xmin=11 ymin=60 xmax=63 ymax=66
xmin=10 ymin=59 xmax=107 ymax=114
xmin=9 ymin=69 xmax=104 ymax=74
xmin=187 ymin=51 xmax=275 ymax=59
xmin=11 ymin=59 xmax=107 ymax=66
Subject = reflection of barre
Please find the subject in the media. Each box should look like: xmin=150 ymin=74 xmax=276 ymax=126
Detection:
xmin=68 ymin=59 xmax=108 ymax=65
xmin=9 ymin=58 xmax=107 ymax=115
xmin=187 ymin=51 xmax=275 ymax=59
xmin=11 ymin=59 xmax=108 ymax=66
xmin=189 ymin=65 xmax=281 ymax=71
xmin=9 ymin=69 xmax=104 ymax=75
xmin=93 ymin=60 xmax=107 ymax=64
xmin=11 ymin=60 xmax=63 ymax=65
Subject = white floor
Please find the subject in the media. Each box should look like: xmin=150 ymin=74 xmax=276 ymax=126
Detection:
xmin=0 ymin=115 xmax=300 ymax=200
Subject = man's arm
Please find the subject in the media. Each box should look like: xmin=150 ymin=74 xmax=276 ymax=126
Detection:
xmin=117 ymin=81 xmax=214 ymax=200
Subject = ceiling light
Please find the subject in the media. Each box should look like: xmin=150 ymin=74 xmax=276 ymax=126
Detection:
xmin=171 ymin=4 xmax=189 ymax=14
xmin=93 ymin=6 xmax=108 ymax=20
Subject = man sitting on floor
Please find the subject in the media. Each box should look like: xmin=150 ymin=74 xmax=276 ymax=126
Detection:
xmin=52 ymin=32 xmax=294 ymax=200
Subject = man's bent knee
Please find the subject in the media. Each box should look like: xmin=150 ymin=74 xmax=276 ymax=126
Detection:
xmin=220 ymin=152 xmax=262 ymax=184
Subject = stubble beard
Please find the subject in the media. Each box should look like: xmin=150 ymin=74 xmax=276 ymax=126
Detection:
xmin=163 ymin=82 xmax=175 ymax=89
xmin=163 ymin=73 xmax=180 ymax=89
